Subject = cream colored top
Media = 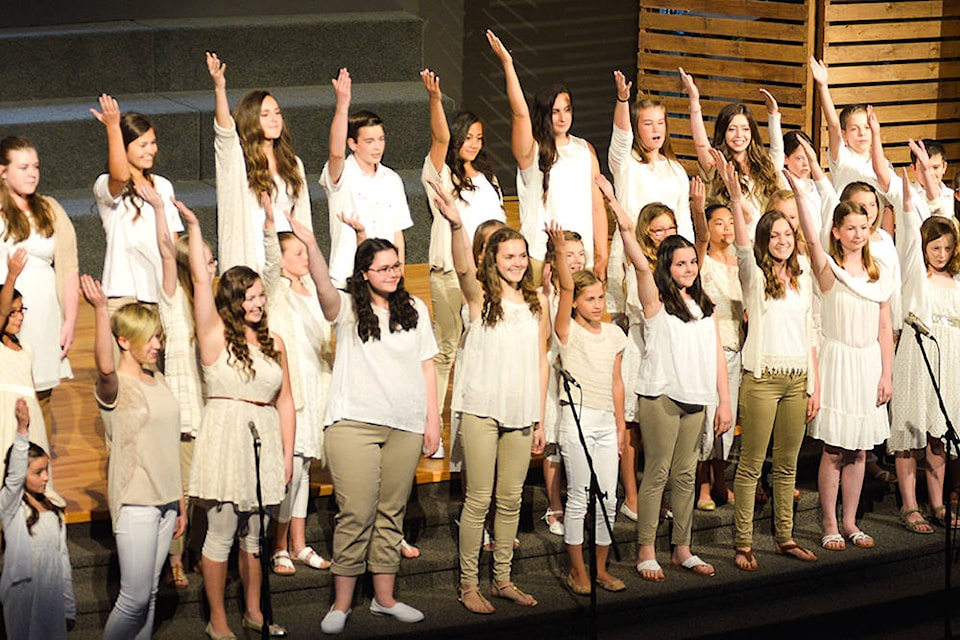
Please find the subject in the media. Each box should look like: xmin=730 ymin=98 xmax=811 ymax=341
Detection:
xmin=158 ymin=286 xmax=204 ymax=436
xmin=559 ymin=321 xmax=627 ymax=411
xmin=700 ymin=253 xmax=743 ymax=352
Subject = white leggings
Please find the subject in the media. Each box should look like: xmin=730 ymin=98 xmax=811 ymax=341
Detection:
xmin=559 ymin=406 xmax=619 ymax=546
xmin=103 ymin=503 xmax=177 ymax=640
xmin=278 ymin=455 xmax=312 ymax=522
xmin=202 ymin=503 xmax=268 ymax=562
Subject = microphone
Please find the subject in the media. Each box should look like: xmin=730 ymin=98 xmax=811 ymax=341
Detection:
xmin=904 ymin=312 xmax=934 ymax=339
xmin=553 ymin=361 xmax=581 ymax=388
xmin=248 ymin=421 xmax=260 ymax=441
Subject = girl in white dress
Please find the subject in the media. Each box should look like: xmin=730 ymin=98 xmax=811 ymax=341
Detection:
xmin=792 ymin=173 xmax=895 ymax=552
xmin=0 ymin=137 xmax=78 ymax=444
xmin=486 ymin=30 xmax=607 ymax=280
xmin=206 ymin=52 xmax=313 ymax=272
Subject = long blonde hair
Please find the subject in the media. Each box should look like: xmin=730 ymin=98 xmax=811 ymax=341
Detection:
xmin=0 ymin=137 xmax=54 ymax=243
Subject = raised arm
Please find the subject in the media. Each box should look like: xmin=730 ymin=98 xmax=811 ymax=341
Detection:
xmin=486 ymin=30 xmax=536 ymax=170
xmin=786 ymin=170 xmax=835 ymax=291
xmin=679 ymin=67 xmax=714 ymax=174
xmin=867 ymin=106 xmax=892 ymax=194
xmin=690 ymin=176 xmax=709 ymax=262
xmin=908 ymin=138 xmax=942 ymax=204
xmin=545 ymin=222 xmax=575 ymax=344
xmin=426 ymin=179 xmax=482 ymax=310
xmin=327 ymin=68 xmax=351 ymax=185
xmin=421 ymin=69 xmax=449 ymax=174
xmin=588 ymin=143 xmax=609 ymax=280
xmin=762 ymin=89 xmax=784 ymax=170
xmin=712 ymin=149 xmax=751 ymax=248
xmin=173 ymin=199 xmax=225 ymax=364
xmin=0 ymin=399 xmax=31 ymax=522
xmin=809 ymin=58 xmax=842 ymax=163
xmin=283 ymin=210 xmax=341 ymax=321
xmin=136 ymin=182 xmax=177 ymax=298
xmin=0 ymin=249 xmax=26 ymax=320
xmin=596 ymin=174 xmax=660 ymax=317
xmin=612 ymin=70 xmax=633 ymax=133
xmin=89 ymin=94 xmax=129 ymax=198
xmin=206 ymin=51 xmax=232 ymax=130
xmin=80 ymin=275 xmax=118 ymax=404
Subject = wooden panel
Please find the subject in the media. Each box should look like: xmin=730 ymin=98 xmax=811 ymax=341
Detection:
xmin=642 ymin=0 xmax=809 ymax=21
xmin=826 ymin=1 xmax=958 ymax=21
xmin=641 ymin=11 xmax=807 ymax=43
xmin=641 ymin=32 xmax=808 ymax=63
xmin=639 ymin=53 xmax=806 ymax=85
xmin=826 ymin=18 xmax=960 ymax=43
xmin=826 ymin=40 xmax=960 ymax=65
xmin=641 ymin=73 xmax=808 ymax=107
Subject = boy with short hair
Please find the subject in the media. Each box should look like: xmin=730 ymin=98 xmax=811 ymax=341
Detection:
xmin=910 ymin=139 xmax=953 ymax=218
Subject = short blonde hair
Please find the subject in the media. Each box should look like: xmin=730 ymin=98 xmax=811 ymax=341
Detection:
xmin=110 ymin=303 xmax=162 ymax=351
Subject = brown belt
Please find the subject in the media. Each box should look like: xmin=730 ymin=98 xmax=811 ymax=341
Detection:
xmin=206 ymin=396 xmax=273 ymax=407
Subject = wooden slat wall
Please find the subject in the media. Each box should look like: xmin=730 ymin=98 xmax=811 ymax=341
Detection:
xmin=638 ymin=0 xmax=817 ymax=174
xmin=823 ymin=0 xmax=960 ymax=168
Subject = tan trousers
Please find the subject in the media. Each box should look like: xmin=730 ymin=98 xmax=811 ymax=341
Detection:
xmin=324 ymin=420 xmax=423 ymax=576
xmin=429 ymin=269 xmax=463 ymax=414
xmin=636 ymin=395 xmax=703 ymax=546
xmin=169 ymin=436 xmax=194 ymax=557
xmin=458 ymin=414 xmax=533 ymax=585
xmin=733 ymin=371 xmax=808 ymax=548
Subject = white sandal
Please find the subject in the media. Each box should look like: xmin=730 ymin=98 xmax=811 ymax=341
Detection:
xmin=294 ymin=546 xmax=331 ymax=570
xmin=542 ymin=509 xmax=564 ymax=536
xmin=271 ymin=550 xmax=295 ymax=576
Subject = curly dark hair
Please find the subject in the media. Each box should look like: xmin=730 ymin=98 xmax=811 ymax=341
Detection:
xmin=3 ymin=441 xmax=63 ymax=535
xmin=446 ymin=111 xmax=501 ymax=202
xmin=478 ymin=227 xmax=541 ymax=327
xmin=215 ymin=266 xmax=281 ymax=379
xmin=753 ymin=210 xmax=802 ymax=300
xmin=710 ymin=103 xmax=779 ymax=205
xmin=653 ymin=235 xmax=714 ymax=322
xmin=345 ymin=238 xmax=419 ymax=342
xmin=531 ymin=84 xmax=572 ymax=203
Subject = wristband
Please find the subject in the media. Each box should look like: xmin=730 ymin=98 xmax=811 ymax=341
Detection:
xmin=450 ymin=223 xmax=462 ymax=231
xmin=617 ymin=96 xmax=630 ymax=103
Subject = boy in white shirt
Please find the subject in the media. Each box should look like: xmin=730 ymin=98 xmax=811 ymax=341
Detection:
xmin=320 ymin=68 xmax=412 ymax=288
xmin=910 ymin=139 xmax=953 ymax=218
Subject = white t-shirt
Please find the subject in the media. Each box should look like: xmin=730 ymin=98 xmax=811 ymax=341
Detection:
xmin=324 ymin=291 xmax=437 ymax=433
xmin=320 ymin=155 xmax=413 ymax=288
xmin=94 ymin=173 xmax=184 ymax=302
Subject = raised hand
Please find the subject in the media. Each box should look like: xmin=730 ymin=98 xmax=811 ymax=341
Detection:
xmin=866 ymin=105 xmax=880 ymax=135
xmin=808 ymin=57 xmax=828 ymax=84
xmin=486 ymin=29 xmax=513 ymax=67
xmin=614 ymin=70 xmax=632 ymax=101
xmin=710 ymin=147 xmax=742 ymax=201
xmin=760 ymin=89 xmax=779 ymax=115
xmin=90 ymin=93 xmax=121 ymax=128
xmin=205 ymin=51 xmax=226 ymax=89
xmin=595 ymin=174 xmax=633 ymax=234
xmin=544 ymin=220 xmax=566 ymax=254
xmin=6 ymin=248 xmax=27 ymax=282
xmin=80 ymin=274 xmax=108 ymax=309
xmin=169 ymin=197 xmax=199 ymax=228
xmin=420 ymin=69 xmax=442 ymax=99
xmin=283 ymin=208 xmax=317 ymax=248
xmin=14 ymin=397 xmax=29 ymax=435
xmin=690 ymin=175 xmax=706 ymax=214
xmin=338 ymin=212 xmax=367 ymax=242
xmin=260 ymin=192 xmax=275 ymax=228
xmin=332 ymin=68 xmax=351 ymax=107
xmin=133 ymin=180 xmax=164 ymax=211
xmin=678 ymin=67 xmax=699 ymax=102
xmin=426 ymin=179 xmax=464 ymax=227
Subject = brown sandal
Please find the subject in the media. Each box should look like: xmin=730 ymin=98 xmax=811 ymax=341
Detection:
xmin=775 ymin=541 xmax=818 ymax=562
xmin=491 ymin=581 xmax=538 ymax=607
xmin=458 ymin=585 xmax=495 ymax=614
xmin=734 ymin=548 xmax=758 ymax=571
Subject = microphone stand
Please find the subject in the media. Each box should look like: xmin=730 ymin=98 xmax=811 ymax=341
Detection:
xmin=250 ymin=421 xmax=273 ymax=640
xmin=559 ymin=371 xmax=620 ymax=640
xmin=909 ymin=327 xmax=959 ymax=640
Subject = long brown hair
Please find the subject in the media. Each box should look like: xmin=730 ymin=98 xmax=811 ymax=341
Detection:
xmin=653 ymin=235 xmax=714 ymax=322
xmin=710 ymin=103 xmax=779 ymax=205
xmin=214 ymin=266 xmax=281 ymax=379
xmin=0 ymin=137 xmax=55 ymax=243
xmin=344 ymin=239 xmax=419 ymax=343
xmin=920 ymin=216 xmax=960 ymax=275
xmin=753 ymin=210 xmax=802 ymax=299
xmin=233 ymin=91 xmax=304 ymax=203
xmin=531 ymin=84 xmax=572 ymax=203
xmin=479 ymin=227 xmax=541 ymax=327
xmin=635 ymin=202 xmax=676 ymax=268
xmin=829 ymin=202 xmax=879 ymax=282
xmin=2 ymin=442 xmax=64 ymax=535
xmin=118 ymin=113 xmax=156 ymax=219
xmin=446 ymin=111 xmax=501 ymax=202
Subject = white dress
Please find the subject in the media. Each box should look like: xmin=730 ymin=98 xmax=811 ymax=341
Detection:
xmin=0 ymin=343 xmax=51 ymax=485
xmin=288 ymin=290 xmax=331 ymax=460
xmin=808 ymin=262 xmax=894 ymax=450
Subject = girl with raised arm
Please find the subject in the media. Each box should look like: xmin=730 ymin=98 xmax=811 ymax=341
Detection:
xmin=82 ymin=275 xmax=185 ymax=640
xmin=283 ymin=209 xmax=438 ymax=634
xmin=598 ymin=174 xmax=731 ymax=582
xmin=429 ymin=179 xmax=547 ymax=613
xmin=91 ymin=95 xmax=184 ymax=314
xmin=680 ymin=69 xmax=780 ymax=240
xmin=486 ymin=30 xmax=607 ymax=282
xmin=0 ymin=137 xmax=79 ymax=445
xmin=788 ymin=165 xmax=895 ymax=552
xmin=180 ymin=202 xmax=294 ymax=639
xmin=206 ymin=52 xmax=313 ymax=272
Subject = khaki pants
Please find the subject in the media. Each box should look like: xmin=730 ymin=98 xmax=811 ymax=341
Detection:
xmin=733 ymin=371 xmax=808 ymax=547
xmin=429 ymin=269 xmax=463 ymax=414
xmin=636 ymin=395 xmax=703 ymax=546
xmin=169 ymin=436 xmax=194 ymax=557
xmin=458 ymin=414 xmax=533 ymax=585
xmin=324 ymin=420 xmax=423 ymax=576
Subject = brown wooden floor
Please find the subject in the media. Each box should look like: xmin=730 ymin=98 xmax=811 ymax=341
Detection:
xmin=53 ymin=201 xmax=522 ymax=523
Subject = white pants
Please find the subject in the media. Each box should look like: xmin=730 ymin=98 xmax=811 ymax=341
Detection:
xmin=103 ymin=503 xmax=178 ymax=640
xmin=559 ymin=406 xmax=619 ymax=546
xmin=202 ymin=503 xmax=268 ymax=562
xmin=278 ymin=455 xmax=312 ymax=522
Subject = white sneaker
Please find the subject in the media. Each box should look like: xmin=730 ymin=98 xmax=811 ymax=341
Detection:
xmin=429 ymin=439 xmax=446 ymax=459
xmin=619 ymin=503 xmax=638 ymax=522
xmin=320 ymin=606 xmax=351 ymax=634
xmin=369 ymin=599 xmax=424 ymax=623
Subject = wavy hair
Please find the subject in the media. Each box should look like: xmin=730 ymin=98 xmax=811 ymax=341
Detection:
xmin=345 ymin=238 xmax=419 ymax=342
xmin=215 ymin=266 xmax=280 ymax=378
xmin=118 ymin=112 xmax=156 ymax=219
xmin=753 ymin=210 xmax=801 ymax=300
xmin=3 ymin=441 xmax=63 ymax=535
xmin=920 ymin=216 xmax=960 ymax=276
xmin=479 ymin=227 xmax=541 ymax=327
xmin=531 ymin=84 xmax=572 ymax=203
xmin=630 ymin=98 xmax=676 ymax=164
xmin=653 ymin=235 xmax=713 ymax=322
xmin=710 ymin=103 xmax=779 ymax=204
xmin=829 ymin=202 xmax=879 ymax=282
xmin=472 ymin=219 xmax=507 ymax=267
xmin=233 ymin=90 xmax=304 ymax=203
xmin=446 ymin=111 xmax=501 ymax=202
xmin=0 ymin=137 xmax=55 ymax=243
xmin=635 ymin=202 xmax=676 ymax=268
